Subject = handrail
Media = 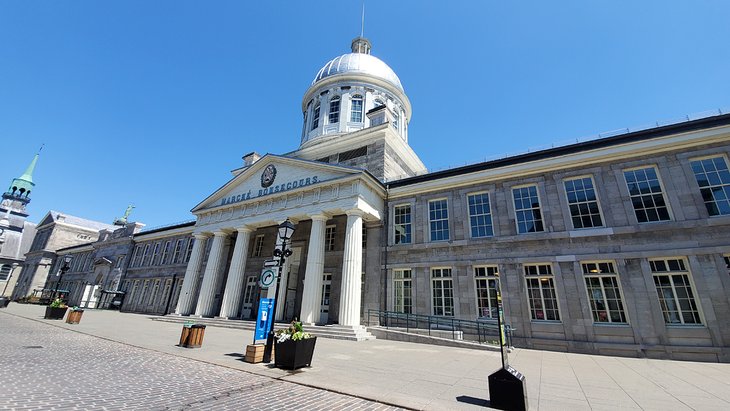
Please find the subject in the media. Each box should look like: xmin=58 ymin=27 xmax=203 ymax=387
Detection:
xmin=366 ymin=309 xmax=514 ymax=347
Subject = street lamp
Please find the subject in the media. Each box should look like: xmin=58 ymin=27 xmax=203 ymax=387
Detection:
xmin=262 ymin=218 xmax=296 ymax=363
xmin=53 ymin=255 xmax=73 ymax=301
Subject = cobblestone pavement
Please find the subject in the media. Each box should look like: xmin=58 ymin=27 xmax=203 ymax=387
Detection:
xmin=0 ymin=314 xmax=403 ymax=411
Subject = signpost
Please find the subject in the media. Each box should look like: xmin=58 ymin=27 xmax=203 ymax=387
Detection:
xmin=487 ymin=286 xmax=528 ymax=411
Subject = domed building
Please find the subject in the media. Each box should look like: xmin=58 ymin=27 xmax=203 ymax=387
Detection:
xmin=34 ymin=37 xmax=730 ymax=362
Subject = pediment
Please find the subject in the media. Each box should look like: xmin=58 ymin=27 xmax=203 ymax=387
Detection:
xmin=192 ymin=154 xmax=368 ymax=212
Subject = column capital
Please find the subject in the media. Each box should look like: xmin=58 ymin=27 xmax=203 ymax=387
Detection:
xmin=308 ymin=213 xmax=330 ymax=222
xmin=345 ymin=209 xmax=365 ymax=217
xmin=235 ymin=225 xmax=253 ymax=234
xmin=193 ymin=233 xmax=211 ymax=240
xmin=213 ymin=229 xmax=231 ymax=237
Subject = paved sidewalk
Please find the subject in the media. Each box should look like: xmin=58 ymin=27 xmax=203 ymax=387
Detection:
xmin=3 ymin=304 xmax=730 ymax=410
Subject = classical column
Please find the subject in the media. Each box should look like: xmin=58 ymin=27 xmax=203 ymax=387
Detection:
xmin=339 ymin=210 xmax=363 ymax=326
xmin=299 ymin=214 xmax=328 ymax=324
xmin=175 ymin=233 xmax=209 ymax=315
xmin=218 ymin=226 xmax=252 ymax=319
xmin=194 ymin=230 xmax=229 ymax=317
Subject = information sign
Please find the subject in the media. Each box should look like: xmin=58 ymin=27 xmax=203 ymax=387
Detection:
xmin=254 ymin=298 xmax=274 ymax=342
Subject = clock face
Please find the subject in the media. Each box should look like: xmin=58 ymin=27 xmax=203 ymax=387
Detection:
xmin=259 ymin=268 xmax=276 ymax=288
xmin=261 ymin=164 xmax=277 ymax=188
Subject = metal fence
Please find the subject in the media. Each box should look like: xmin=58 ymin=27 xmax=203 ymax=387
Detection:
xmin=366 ymin=309 xmax=514 ymax=347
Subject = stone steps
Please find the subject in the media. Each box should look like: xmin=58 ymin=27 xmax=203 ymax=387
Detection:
xmin=151 ymin=315 xmax=375 ymax=341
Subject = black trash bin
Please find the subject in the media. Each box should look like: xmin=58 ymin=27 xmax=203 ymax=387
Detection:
xmin=488 ymin=366 xmax=528 ymax=411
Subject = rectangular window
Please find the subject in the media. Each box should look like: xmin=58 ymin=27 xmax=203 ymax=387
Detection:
xmin=328 ymin=98 xmax=340 ymax=123
xmin=524 ymin=264 xmax=560 ymax=321
xmin=311 ymin=104 xmax=320 ymax=130
xmin=393 ymin=269 xmax=412 ymax=314
xmin=362 ymin=228 xmax=367 ymax=249
xmin=139 ymin=280 xmax=150 ymax=305
xmin=161 ymin=241 xmax=172 ymax=265
xmin=650 ymin=258 xmax=701 ymax=325
xmin=474 ymin=266 xmax=499 ymax=318
xmin=151 ymin=242 xmax=162 ymax=266
xmin=624 ymin=167 xmax=671 ymax=222
xmin=429 ymin=199 xmax=450 ymax=241
xmin=148 ymin=279 xmax=160 ymax=306
xmin=0 ymin=264 xmax=11 ymax=281
xmin=431 ymin=268 xmax=454 ymax=316
xmin=394 ymin=204 xmax=412 ymax=244
xmin=253 ymin=234 xmax=265 ymax=257
xmin=468 ymin=193 xmax=494 ymax=238
xmin=564 ymin=177 xmax=603 ymax=229
xmin=115 ymin=255 xmax=125 ymax=269
xmin=513 ymin=186 xmax=544 ymax=233
xmin=350 ymin=95 xmax=363 ymax=122
xmin=172 ymin=239 xmax=184 ymax=264
xmin=582 ymin=261 xmax=627 ymax=323
xmin=132 ymin=245 xmax=143 ymax=267
xmin=184 ymin=238 xmax=195 ymax=263
xmin=141 ymin=244 xmax=152 ymax=266
xmin=325 ymin=226 xmax=336 ymax=251
xmin=690 ymin=156 xmax=730 ymax=216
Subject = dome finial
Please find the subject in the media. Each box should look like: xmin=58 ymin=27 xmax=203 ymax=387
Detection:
xmin=351 ymin=37 xmax=371 ymax=54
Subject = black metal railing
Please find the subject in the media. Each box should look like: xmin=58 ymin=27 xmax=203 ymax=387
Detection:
xmin=366 ymin=309 xmax=514 ymax=347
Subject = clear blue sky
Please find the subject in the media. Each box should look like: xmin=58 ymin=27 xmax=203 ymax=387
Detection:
xmin=2 ymin=1 xmax=729 ymax=227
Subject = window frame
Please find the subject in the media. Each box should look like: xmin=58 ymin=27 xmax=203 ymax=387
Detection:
xmin=689 ymin=154 xmax=730 ymax=217
xmin=431 ymin=267 xmax=454 ymax=316
xmin=467 ymin=191 xmax=494 ymax=238
xmin=350 ymin=94 xmax=363 ymax=122
xmin=252 ymin=234 xmax=265 ymax=257
xmin=428 ymin=198 xmax=450 ymax=242
xmin=581 ymin=261 xmax=628 ymax=324
xmin=623 ymin=165 xmax=672 ymax=223
xmin=512 ymin=184 xmax=545 ymax=234
xmin=172 ymin=239 xmax=184 ymax=264
xmin=311 ymin=103 xmax=320 ymax=130
xmin=474 ymin=265 xmax=500 ymax=319
xmin=161 ymin=241 xmax=172 ymax=265
xmin=563 ymin=175 xmax=605 ymax=229
xmin=393 ymin=268 xmax=413 ymax=314
xmin=524 ymin=263 xmax=560 ymax=321
xmin=184 ymin=238 xmax=195 ymax=263
xmin=325 ymin=225 xmax=336 ymax=252
xmin=328 ymin=96 xmax=341 ymax=124
xmin=649 ymin=257 xmax=703 ymax=325
xmin=393 ymin=204 xmax=412 ymax=245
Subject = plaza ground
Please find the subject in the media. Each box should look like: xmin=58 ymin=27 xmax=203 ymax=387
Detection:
xmin=1 ymin=304 xmax=729 ymax=410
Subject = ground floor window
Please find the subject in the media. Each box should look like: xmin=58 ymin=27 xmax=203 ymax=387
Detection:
xmin=474 ymin=266 xmax=499 ymax=319
xmin=393 ymin=269 xmax=412 ymax=314
xmin=524 ymin=264 xmax=560 ymax=321
xmin=582 ymin=261 xmax=627 ymax=323
xmin=0 ymin=264 xmax=11 ymax=281
xmin=650 ymin=258 xmax=702 ymax=325
xmin=431 ymin=268 xmax=453 ymax=316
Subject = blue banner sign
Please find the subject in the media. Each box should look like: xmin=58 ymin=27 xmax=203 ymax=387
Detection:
xmin=254 ymin=298 xmax=275 ymax=342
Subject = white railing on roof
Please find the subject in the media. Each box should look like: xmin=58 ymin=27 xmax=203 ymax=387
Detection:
xmin=139 ymin=219 xmax=196 ymax=233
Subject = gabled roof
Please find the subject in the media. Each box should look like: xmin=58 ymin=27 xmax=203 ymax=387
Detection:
xmin=37 ymin=210 xmax=116 ymax=231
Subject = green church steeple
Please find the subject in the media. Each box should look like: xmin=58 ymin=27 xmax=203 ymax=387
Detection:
xmin=3 ymin=151 xmax=40 ymax=205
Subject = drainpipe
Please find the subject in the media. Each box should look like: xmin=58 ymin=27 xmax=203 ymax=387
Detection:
xmin=382 ymin=184 xmax=389 ymax=318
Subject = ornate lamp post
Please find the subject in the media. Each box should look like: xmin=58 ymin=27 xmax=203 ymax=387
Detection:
xmin=262 ymin=218 xmax=296 ymax=363
xmin=53 ymin=255 xmax=73 ymax=300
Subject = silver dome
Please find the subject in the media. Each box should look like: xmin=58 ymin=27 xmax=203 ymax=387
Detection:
xmin=312 ymin=53 xmax=403 ymax=92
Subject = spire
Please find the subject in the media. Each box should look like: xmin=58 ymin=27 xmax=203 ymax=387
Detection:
xmin=18 ymin=153 xmax=39 ymax=185
xmin=3 ymin=149 xmax=41 ymax=206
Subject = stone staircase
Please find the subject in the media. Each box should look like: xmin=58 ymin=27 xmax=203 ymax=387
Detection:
xmin=151 ymin=315 xmax=375 ymax=341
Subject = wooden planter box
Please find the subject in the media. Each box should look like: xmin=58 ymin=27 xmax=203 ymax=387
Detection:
xmin=179 ymin=324 xmax=206 ymax=348
xmin=66 ymin=310 xmax=84 ymax=324
xmin=244 ymin=344 xmax=267 ymax=363
xmin=274 ymin=337 xmax=317 ymax=370
xmin=44 ymin=306 xmax=68 ymax=320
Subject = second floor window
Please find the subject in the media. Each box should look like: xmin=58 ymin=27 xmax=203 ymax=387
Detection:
xmin=253 ymin=235 xmax=265 ymax=257
xmin=350 ymin=95 xmax=363 ymax=122
xmin=624 ymin=167 xmax=671 ymax=223
xmin=394 ymin=205 xmax=412 ymax=244
xmin=429 ymin=199 xmax=450 ymax=241
xmin=468 ymin=193 xmax=493 ymax=238
xmin=172 ymin=239 xmax=184 ymax=264
xmin=161 ymin=241 xmax=172 ymax=265
xmin=690 ymin=156 xmax=730 ymax=216
xmin=311 ymin=104 xmax=320 ymax=130
xmin=184 ymin=238 xmax=195 ymax=263
xmin=329 ymin=97 xmax=340 ymax=124
xmin=325 ymin=226 xmax=336 ymax=251
xmin=564 ymin=177 xmax=603 ymax=229
xmin=513 ymin=186 xmax=544 ymax=233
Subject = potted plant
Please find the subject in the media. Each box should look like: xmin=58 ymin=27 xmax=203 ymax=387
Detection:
xmin=274 ymin=320 xmax=317 ymax=370
xmin=44 ymin=298 xmax=68 ymax=320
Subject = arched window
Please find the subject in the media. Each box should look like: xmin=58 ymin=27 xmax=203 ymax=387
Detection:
xmin=350 ymin=94 xmax=363 ymax=122
xmin=311 ymin=103 xmax=320 ymax=130
xmin=329 ymin=96 xmax=341 ymax=124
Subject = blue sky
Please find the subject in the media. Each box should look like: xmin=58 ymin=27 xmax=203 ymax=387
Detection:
xmin=2 ymin=1 xmax=729 ymax=227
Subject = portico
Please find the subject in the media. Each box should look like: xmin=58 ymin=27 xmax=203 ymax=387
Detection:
xmin=175 ymin=155 xmax=384 ymax=327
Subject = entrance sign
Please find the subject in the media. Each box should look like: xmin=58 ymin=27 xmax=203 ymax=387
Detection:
xmin=254 ymin=298 xmax=274 ymax=342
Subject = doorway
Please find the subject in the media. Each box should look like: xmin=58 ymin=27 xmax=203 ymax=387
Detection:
xmin=241 ymin=276 xmax=257 ymax=319
xmin=319 ymin=273 xmax=331 ymax=324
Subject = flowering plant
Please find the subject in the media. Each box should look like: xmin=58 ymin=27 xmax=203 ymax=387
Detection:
xmin=275 ymin=320 xmax=313 ymax=343
xmin=49 ymin=298 xmax=67 ymax=308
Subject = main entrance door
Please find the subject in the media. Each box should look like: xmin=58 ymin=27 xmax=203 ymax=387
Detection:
xmin=241 ymin=276 xmax=257 ymax=319
xmin=319 ymin=273 xmax=331 ymax=324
